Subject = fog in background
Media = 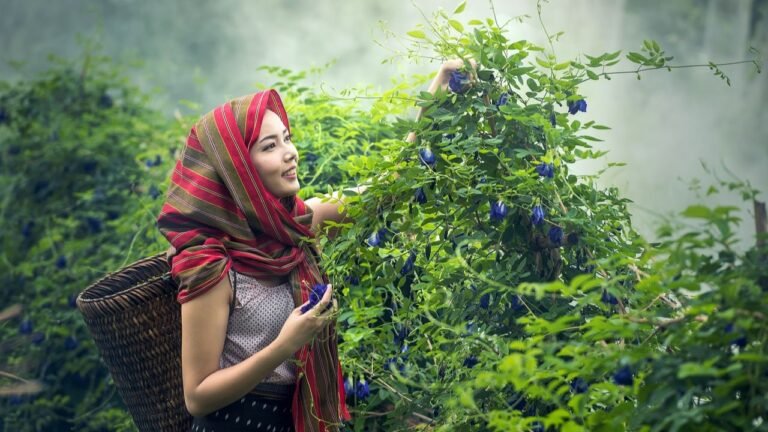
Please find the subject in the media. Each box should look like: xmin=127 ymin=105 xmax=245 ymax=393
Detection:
xmin=2 ymin=0 xmax=766 ymax=245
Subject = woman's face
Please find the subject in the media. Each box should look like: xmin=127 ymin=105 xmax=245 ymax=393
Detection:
xmin=250 ymin=109 xmax=300 ymax=198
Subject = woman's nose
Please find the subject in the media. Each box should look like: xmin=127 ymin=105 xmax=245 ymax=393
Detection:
xmin=285 ymin=150 xmax=298 ymax=163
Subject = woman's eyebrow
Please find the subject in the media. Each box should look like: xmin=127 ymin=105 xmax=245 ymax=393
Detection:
xmin=258 ymin=128 xmax=289 ymax=144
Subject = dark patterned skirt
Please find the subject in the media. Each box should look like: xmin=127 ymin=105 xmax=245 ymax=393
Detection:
xmin=190 ymin=383 xmax=294 ymax=432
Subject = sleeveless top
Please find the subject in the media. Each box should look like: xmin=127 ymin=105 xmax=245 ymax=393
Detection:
xmin=219 ymin=270 xmax=297 ymax=385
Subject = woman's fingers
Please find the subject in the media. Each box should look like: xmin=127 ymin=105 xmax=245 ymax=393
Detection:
xmin=309 ymin=284 xmax=333 ymax=316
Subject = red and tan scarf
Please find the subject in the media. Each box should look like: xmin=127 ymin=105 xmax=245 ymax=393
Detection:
xmin=157 ymin=89 xmax=351 ymax=432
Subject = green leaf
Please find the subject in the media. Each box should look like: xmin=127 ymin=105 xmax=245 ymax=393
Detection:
xmin=407 ymin=30 xmax=427 ymax=40
xmin=681 ymin=205 xmax=713 ymax=220
xmin=449 ymin=20 xmax=464 ymax=33
xmin=453 ymin=0 xmax=466 ymax=14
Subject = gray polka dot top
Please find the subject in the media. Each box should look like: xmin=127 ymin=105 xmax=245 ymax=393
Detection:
xmin=219 ymin=270 xmax=297 ymax=385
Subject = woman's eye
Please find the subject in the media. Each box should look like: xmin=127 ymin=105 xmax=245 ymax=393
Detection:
xmin=285 ymin=134 xmax=292 ymax=142
xmin=264 ymin=143 xmax=276 ymax=150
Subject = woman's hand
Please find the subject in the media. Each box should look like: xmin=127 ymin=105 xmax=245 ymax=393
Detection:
xmin=275 ymin=284 xmax=338 ymax=354
xmin=438 ymin=57 xmax=478 ymax=89
xmin=406 ymin=57 xmax=479 ymax=143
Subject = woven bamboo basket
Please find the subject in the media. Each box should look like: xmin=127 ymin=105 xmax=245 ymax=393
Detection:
xmin=77 ymin=253 xmax=192 ymax=432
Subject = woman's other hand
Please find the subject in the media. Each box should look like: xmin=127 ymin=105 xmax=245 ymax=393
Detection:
xmin=439 ymin=57 xmax=478 ymax=90
xmin=275 ymin=284 xmax=337 ymax=353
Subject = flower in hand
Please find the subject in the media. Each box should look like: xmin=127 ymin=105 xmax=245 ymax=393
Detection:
xmin=300 ymin=283 xmax=333 ymax=314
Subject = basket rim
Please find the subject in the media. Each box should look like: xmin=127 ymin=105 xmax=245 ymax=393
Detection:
xmin=77 ymin=252 xmax=170 ymax=305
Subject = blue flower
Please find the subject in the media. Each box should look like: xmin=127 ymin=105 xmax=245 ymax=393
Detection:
xmin=99 ymin=94 xmax=113 ymax=109
xmin=419 ymin=148 xmax=436 ymax=167
xmin=490 ymin=201 xmax=508 ymax=222
xmin=479 ymin=293 xmax=491 ymax=309
xmin=19 ymin=319 xmax=33 ymax=335
xmin=31 ymin=332 xmax=45 ymax=345
xmin=507 ymin=395 xmax=526 ymax=411
xmin=612 ymin=365 xmax=633 ymax=386
xmin=725 ymin=324 xmax=748 ymax=348
xmin=495 ymin=92 xmax=509 ymax=107
xmin=465 ymin=321 xmax=476 ymax=334
xmin=393 ymin=325 xmax=409 ymax=346
xmin=548 ymin=226 xmax=563 ymax=245
xmin=400 ymin=252 xmax=416 ymax=275
xmin=385 ymin=357 xmax=406 ymax=374
xmin=511 ymin=295 xmax=524 ymax=311
xmin=531 ymin=205 xmax=545 ymax=225
xmin=535 ymin=162 xmax=554 ymax=178
xmin=367 ymin=230 xmax=383 ymax=247
xmin=344 ymin=376 xmax=354 ymax=395
xmin=300 ymin=284 xmax=330 ymax=314
xmin=83 ymin=160 xmax=97 ymax=174
xmin=415 ymin=187 xmax=427 ymax=204
xmin=68 ymin=294 xmax=78 ymax=309
xmin=64 ymin=336 xmax=79 ymax=351
xmin=601 ymin=290 xmax=618 ymax=305
xmin=145 ymin=155 xmax=163 ymax=168
xmin=463 ymin=355 xmax=479 ymax=368
xmin=448 ymin=71 xmax=469 ymax=93
xmin=9 ymin=395 xmax=23 ymax=406
xmin=570 ymin=377 xmax=588 ymax=394
xmin=355 ymin=379 xmax=370 ymax=399
xmin=344 ymin=275 xmax=360 ymax=286
xmin=149 ymin=185 xmax=161 ymax=200
xmin=567 ymin=98 xmax=588 ymax=115
xmin=55 ymin=256 xmax=67 ymax=269
xmin=21 ymin=221 xmax=34 ymax=238
xmin=84 ymin=216 xmax=103 ymax=234
xmin=549 ymin=111 xmax=557 ymax=127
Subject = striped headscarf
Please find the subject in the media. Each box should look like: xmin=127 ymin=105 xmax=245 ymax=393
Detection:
xmin=157 ymin=89 xmax=351 ymax=432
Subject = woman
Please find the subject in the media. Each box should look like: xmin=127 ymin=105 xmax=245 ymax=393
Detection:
xmin=157 ymin=59 xmax=475 ymax=432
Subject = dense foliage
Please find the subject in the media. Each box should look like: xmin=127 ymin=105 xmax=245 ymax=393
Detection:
xmin=1 ymin=3 xmax=764 ymax=432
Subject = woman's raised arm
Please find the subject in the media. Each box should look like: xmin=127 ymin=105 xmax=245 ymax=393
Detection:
xmin=306 ymin=58 xmax=477 ymax=230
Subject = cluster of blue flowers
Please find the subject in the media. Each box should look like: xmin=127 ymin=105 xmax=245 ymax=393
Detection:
xmin=344 ymin=377 xmax=370 ymax=400
xmin=567 ymin=98 xmax=587 ymax=115
xmin=535 ymin=162 xmax=555 ymax=179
